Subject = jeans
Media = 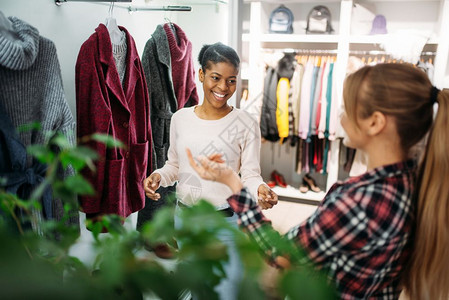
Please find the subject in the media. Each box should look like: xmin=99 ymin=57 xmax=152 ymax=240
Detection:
xmin=174 ymin=204 xmax=242 ymax=300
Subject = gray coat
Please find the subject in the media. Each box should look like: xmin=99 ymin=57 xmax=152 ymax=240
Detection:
xmin=137 ymin=25 xmax=177 ymax=229
xmin=0 ymin=16 xmax=79 ymax=230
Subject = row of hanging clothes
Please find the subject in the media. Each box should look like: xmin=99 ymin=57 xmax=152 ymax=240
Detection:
xmin=259 ymin=51 xmax=340 ymax=175
xmin=257 ymin=49 xmax=436 ymax=176
xmin=76 ymin=4 xmax=199 ymax=232
xmin=347 ymin=53 xmax=435 ymax=83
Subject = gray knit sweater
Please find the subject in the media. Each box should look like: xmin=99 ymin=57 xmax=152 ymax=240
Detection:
xmin=111 ymin=31 xmax=127 ymax=86
xmin=0 ymin=16 xmax=79 ymax=228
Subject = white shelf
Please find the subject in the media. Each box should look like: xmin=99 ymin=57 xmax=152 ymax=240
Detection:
xmin=242 ymin=33 xmax=340 ymax=43
xmin=244 ymin=0 xmax=341 ymax=3
xmin=349 ymin=34 xmax=439 ymax=45
xmin=271 ymin=185 xmax=325 ymax=203
xmin=242 ymin=34 xmax=440 ymax=45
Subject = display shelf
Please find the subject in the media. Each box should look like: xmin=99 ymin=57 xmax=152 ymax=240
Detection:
xmin=271 ymin=185 xmax=325 ymax=204
xmin=348 ymin=35 xmax=439 ymax=45
xmin=260 ymin=33 xmax=339 ymax=43
xmin=242 ymin=33 xmax=340 ymax=43
xmin=243 ymin=33 xmax=439 ymax=47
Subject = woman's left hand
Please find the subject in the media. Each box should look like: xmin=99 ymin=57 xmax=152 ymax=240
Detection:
xmin=257 ymin=184 xmax=278 ymax=210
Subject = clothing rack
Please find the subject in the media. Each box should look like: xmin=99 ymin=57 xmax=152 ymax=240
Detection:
xmin=54 ymin=0 xmax=192 ymax=11
xmin=55 ymin=0 xmax=131 ymax=4
xmin=127 ymin=6 xmax=191 ymax=12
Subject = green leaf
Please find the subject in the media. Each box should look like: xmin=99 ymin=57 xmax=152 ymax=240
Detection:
xmin=50 ymin=134 xmax=71 ymax=149
xmin=17 ymin=122 xmax=41 ymax=133
xmin=86 ymin=220 xmax=103 ymax=241
xmin=69 ymin=146 xmax=99 ymax=160
xmin=60 ymin=146 xmax=99 ymax=171
xmin=280 ymin=269 xmax=337 ymax=300
xmin=29 ymin=180 xmax=51 ymax=202
xmin=91 ymin=133 xmax=125 ymax=149
xmin=100 ymin=215 xmax=126 ymax=236
xmin=27 ymin=145 xmax=54 ymax=164
xmin=63 ymin=175 xmax=95 ymax=196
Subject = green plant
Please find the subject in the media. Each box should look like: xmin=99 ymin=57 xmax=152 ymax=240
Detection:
xmin=0 ymin=132 xmax=336 ymax=299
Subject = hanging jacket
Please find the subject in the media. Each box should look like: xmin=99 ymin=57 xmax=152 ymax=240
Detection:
xmin=137 ymin=25 xmax=179 ymax=229
xmin=0 ymin=16 xmax=78 ymax=230
xmin=0 ymin=101 xmax=51 ymax=231
xmin=276 ymin=77 xmax=290 ymax=143
xmin=76 ymin=24 xmax=152 ymax=219
xmin=260 ymin=66 xmax=279 ymax=142
xmin=163 ymin=23 xmax=199 ymax=110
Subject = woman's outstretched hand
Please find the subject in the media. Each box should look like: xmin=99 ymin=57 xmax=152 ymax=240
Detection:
xmin=257 ymin=184 xmax=278 ymax=210
xmin=143 ymin=172 xmax=161 ymax=200
xmin=186 ymin=148 xmax=243 ymax=194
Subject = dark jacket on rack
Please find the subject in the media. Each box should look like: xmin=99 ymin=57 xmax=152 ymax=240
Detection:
xmin=137 ymin=24 xmax=198 ymax=229
xmin=76 ymin=24 xmax=152 ymax=219
xmin=0 ymin=16 xmax=78 ymax=230
xmin=260 ymin=66 xmax=280 ymax=142
xmin=137 ymin=25 xmax=176 ymax=229
xmin=0 ymin=101 xmax=51 ymax=230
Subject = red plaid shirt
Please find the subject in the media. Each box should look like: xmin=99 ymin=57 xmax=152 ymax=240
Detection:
xmin=227 ymin=160 xmax=416 ymax=299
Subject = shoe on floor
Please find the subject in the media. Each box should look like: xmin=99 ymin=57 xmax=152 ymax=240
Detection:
xmin=145 ymin=243 xmax=176 ymax=259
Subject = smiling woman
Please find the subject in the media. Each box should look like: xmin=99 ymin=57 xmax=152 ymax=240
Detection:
xmin=142 ymin=42 xmax=278 ymax=299
xmin=196 ymin=43 xmax=239 ymax=119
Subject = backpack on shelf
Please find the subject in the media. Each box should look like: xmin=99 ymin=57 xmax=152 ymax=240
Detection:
xmin=269 ymin=5 xmax=294 ymax=34
xmin=306 ymin=5 xmax=334 ymax=34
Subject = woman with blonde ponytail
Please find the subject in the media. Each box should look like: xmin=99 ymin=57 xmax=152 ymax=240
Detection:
xmin=186 ymin=63 xmax=449 ymax=299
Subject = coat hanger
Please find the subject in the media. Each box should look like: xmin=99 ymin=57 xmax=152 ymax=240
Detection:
xmin=0 ymin=10 xmax=12 ymax=31
xmin=105 ymin=2 xmax=123 ymax=44
xmin=0 ymin=10 xmax=20 ymax=42
xmin=164 ymin=16 xmax=179 ymax=45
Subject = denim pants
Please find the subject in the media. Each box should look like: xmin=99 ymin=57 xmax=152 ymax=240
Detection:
xmin=174 ymin=204 xmax=242 ymax=300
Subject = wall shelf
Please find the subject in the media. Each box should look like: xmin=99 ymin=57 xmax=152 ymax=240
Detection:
xmin=272 ymin=186 xmax=324 ymax=202
xmin=271 ymin=186 xmax=323 ymax=205
xmin=255 ymin=33 xmax=339 ymax=43
xmin=348 ymin=35 xmax=439 ymax=45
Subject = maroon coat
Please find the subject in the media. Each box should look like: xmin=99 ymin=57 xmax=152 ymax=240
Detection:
xmin=75 ymin=24 xmax=151 ymax=218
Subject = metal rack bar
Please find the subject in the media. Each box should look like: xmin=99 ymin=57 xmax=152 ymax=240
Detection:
xmin=262 ymin=48 xmax=437 ymax=56
xmin=128 ymin=6 xmax=191 ymax=12
xmin=55 ymin=0 xmax=192 ymax=11
xmin=54 ymin=0 xmax=224 ymax=8
xmin=55 ymin=0 xmax=131 ymax=4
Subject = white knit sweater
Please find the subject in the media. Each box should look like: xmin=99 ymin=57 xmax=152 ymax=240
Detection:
xmin=155 ymin=106 xmax=264 ymax=208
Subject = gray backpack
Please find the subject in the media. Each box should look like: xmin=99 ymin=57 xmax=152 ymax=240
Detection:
xmin=306 ymin=5 xmax=334 ymax=34
xmin=269 ymin=5 xmax=294 ymax=34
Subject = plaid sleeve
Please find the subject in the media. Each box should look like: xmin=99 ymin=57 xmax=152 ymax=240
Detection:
xmin=227 ymin=188 xmax=304 ymax=266
xmin=285 ymin=188 xmax=370 ymax=265
xmin=227 ymin=186 xmax=372 ymax=267
xmin=227 ymin=188 xmax=279 ymax=259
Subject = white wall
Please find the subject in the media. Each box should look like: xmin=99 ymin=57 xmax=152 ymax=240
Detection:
xmin=0 ymin=0 xmax=230 ymax=114
xmin=177 ymin=2 xmax=231 ymax=105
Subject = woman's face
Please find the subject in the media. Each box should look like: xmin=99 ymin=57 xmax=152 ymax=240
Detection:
xmin=199 ymin=62 xmax=238 ymax=109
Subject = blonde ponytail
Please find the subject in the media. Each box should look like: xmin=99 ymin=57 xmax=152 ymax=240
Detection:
xmin=405 ymin=89 xmax=449 ymax=300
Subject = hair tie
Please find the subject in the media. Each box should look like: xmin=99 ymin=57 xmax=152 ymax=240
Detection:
xmin=430 ymin=86 xmax=440 ymax=104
